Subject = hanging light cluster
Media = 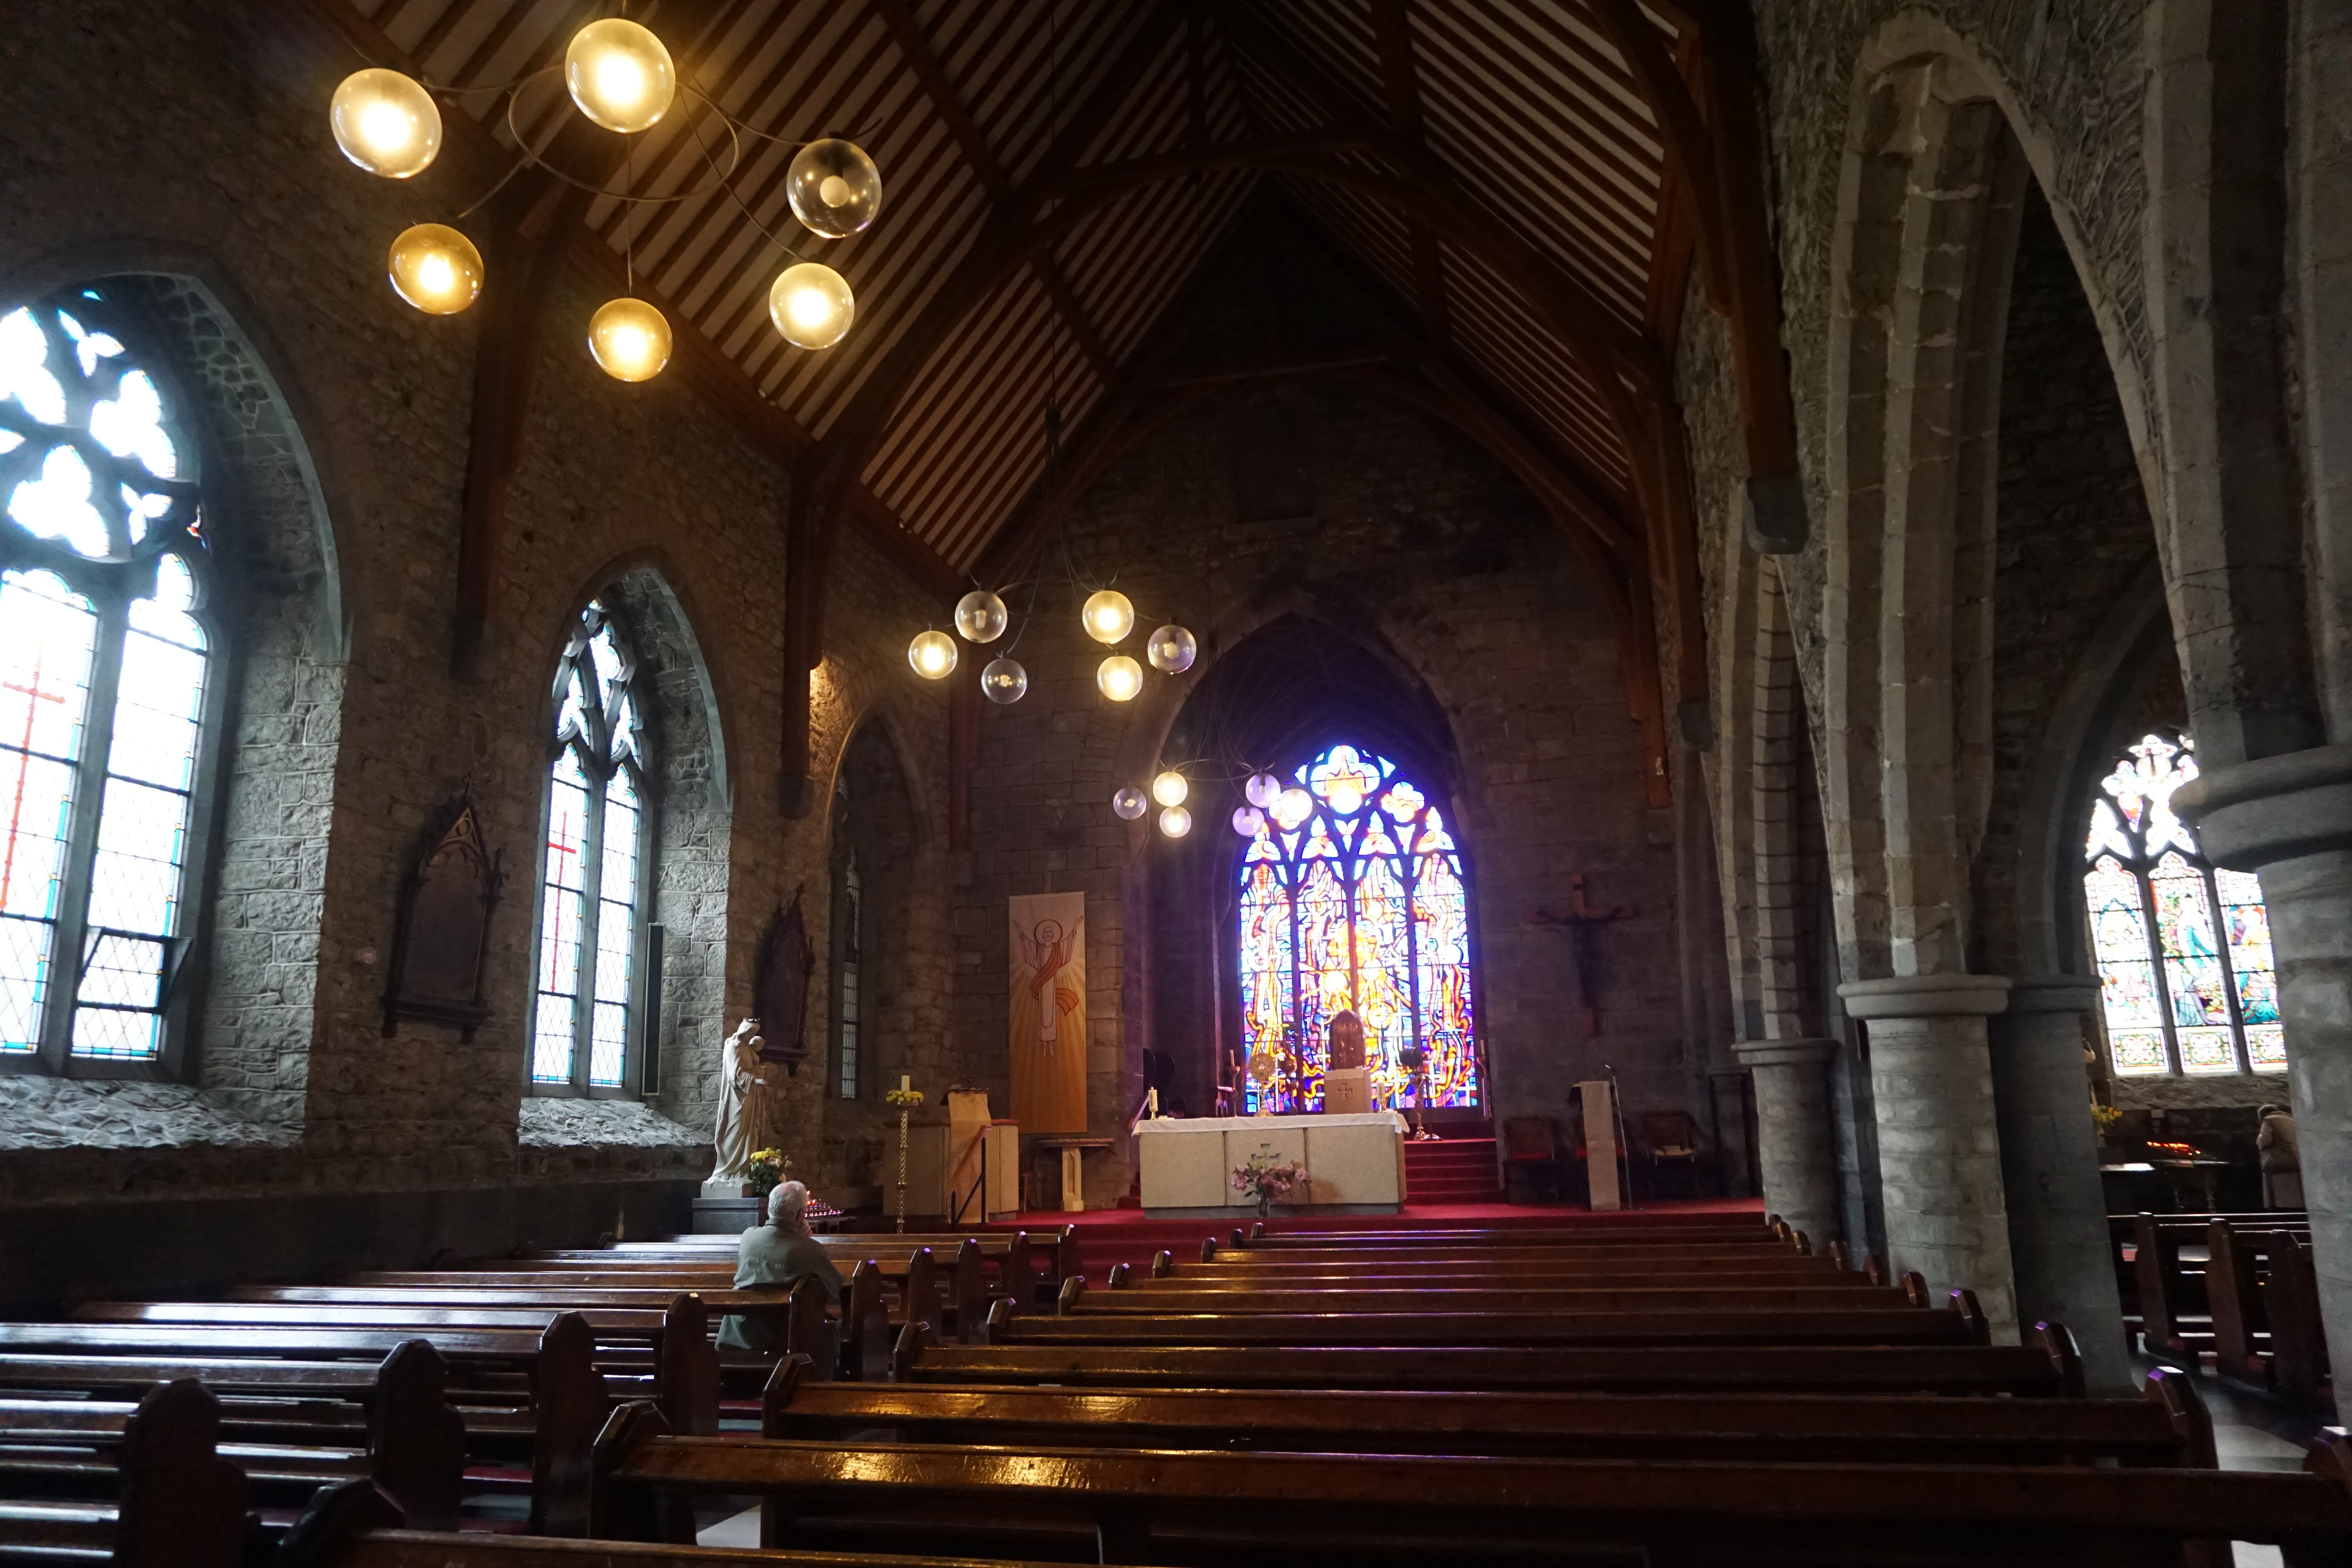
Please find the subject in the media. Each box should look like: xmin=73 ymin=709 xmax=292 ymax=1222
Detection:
xmin=906 ymin=584 xmax=1196 ymax=725
xmin=328 ymin=18 xmax=879 ymax=383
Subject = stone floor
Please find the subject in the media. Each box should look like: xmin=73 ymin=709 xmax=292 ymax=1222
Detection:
xmin=2129 ymin=1350 xmax=2331 ymax=1567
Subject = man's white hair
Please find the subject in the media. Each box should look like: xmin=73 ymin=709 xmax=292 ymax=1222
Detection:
xmin=767 ymin=1179 xmax=810 ymax=1227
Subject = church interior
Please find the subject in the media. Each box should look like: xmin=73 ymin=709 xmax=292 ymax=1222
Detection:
xmin=6 ymin=0 xmax=2352 ymax=1562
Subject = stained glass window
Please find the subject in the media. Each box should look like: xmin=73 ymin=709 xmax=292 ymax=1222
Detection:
xmin=2084 ymin=733 xmax=2285 ymax=1076
xmin=531 ymin=602 xmax=648 ymax=1093
xmin=2 ymin=289 xmax=210 ymax=1071
xmin=836 ymin=852 xmax=862 ymax=1099
xmin=1235 ymin=744 xmax=1481 ymax=1112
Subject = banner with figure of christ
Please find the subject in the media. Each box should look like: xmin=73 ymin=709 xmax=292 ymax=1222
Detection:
xmin=1009 ymin=892 xmax=1089 ymax=1132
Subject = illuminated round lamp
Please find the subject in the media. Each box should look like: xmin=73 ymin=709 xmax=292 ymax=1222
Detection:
xmin=907 ymin=629 xmax=958 ymax=679
xmin=1096 ymin=654 xmax=1142 ymax=702
xmin=588 ymin=297 xmax=671 ymax=382
xmin=1245 ymin=771 xmax=1282 ymax=809
xmin=786 ymin=138 xmax=883 ymax=238
xmin=1158 ymin=805 xmax=1192 ymax=838
xmin=1231 ymin=805 xmax=1267 ymax=838
xmin=980 ymin=655 xmax=1027 ymax=704
xmin=1082 ymin=589 xmax=1135 ymax=644
xmin=955 ymin=589 xmax=1009 ymax=643
xmin=387 ymin=224 xmax=483 ymax=315
xmin=768 ymin=261 xmax=855 ymax=349
xmin=1151 ymin=769 xmax=1189 ymax=808
xmin=330 ymin=69 xmax=442 ymax=178
xmin=1271 ymin=786 xmax=1314 ymax=831
xmin=564 ymin=18 xmax=676 ymax=132
xmin=1111 ymin=786 xmax=1147 ymax=821
xmin=1146 ymin=624 xmax=1196 ymax=673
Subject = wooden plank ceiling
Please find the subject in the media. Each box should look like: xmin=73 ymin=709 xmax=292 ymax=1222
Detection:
xmin=352 ymin=0 xmax=1680 ymax=574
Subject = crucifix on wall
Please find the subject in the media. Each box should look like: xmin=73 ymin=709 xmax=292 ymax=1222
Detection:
xmin=1529 ymin=874 xmax=1636 ymax=1036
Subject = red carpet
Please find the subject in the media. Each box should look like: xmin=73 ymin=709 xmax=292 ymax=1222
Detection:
xmin=954 ymin=1198 xmax=1766 ymax=1278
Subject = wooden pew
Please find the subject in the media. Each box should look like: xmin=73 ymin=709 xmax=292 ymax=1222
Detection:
xmin=0 ymin=1378 xmax=246 ymax=1568
xmin=583 ymin=1405 xmax=2352 ymax=1566
xmin=2128 ymin=1211 xmax=2312 ymax=1360
xmin=1243 ymin=1221 xmax=1779 ymax=1247
xmin=1070 ymin=1281 xmax=1914 ymax=1315
xmin=532 ymin=1228 xmax=1077 ymax=1300
xmin=765 ymin=1353 xmax=2208 ymax=1466
xmin=980 ymin=1296 xmax=1992 ymax=1348
xmin=0 ymin=1338 xmax=463 ymax=1529
xmin=1165 ymin=1253 xmax=1860 ymax=1283
xmin=891 ymin=1325 xmax=2085 ymax=1396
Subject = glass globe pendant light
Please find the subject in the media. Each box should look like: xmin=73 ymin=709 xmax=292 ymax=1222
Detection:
xmin=1273 ymin=786 xmax=1314 ymax=830
xmin=1158 ymin=806 xmax=1192 ymax=838
xmin=1245 ymin=772 xmax=1282 ymax=809
xmin=565 ymin=18 xmax=676 ymax=132
xmin=330 ymin=69 xmax=442 ymax=178
xmin=1146 ymin=624 xmax=1196 ymax=673
xmin=786 ymin=138 xmax=883 ymax=237
xmin=981 ymin=656 xmax=1027 ymax=704
xmin=1082 ymin=589 xmax=1134 ymax=644
xmin=588 ymin=297 xmax=671 ymax=382
xmin=1151 ymin=770 xmax=1189 ymax=808
xmin=907 ymin=629 xmax=957 ymax=679
xmin=769 ymin=262 xmax=855 ymax=350
xmin=1111 ymin=786 xmax=1147 ymax=821
xmin=387 ymin=224 xmax=483 ymax=314
xmin=1232 ymin=805 xmax=1267 ymax=837
xmin=955 ymin=589 xmax=1008 ymax=642
xmin=1096 ymin=654 xmax=1142 ymax=701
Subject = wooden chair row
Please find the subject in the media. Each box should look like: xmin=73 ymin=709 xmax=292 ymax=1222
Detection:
xmin=579 ymin=1398 xmax=2352 ymax=1567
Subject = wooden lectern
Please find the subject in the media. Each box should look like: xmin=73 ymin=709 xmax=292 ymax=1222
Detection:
xmin=1577 ymin=1078 xmax=1622 ymax=1210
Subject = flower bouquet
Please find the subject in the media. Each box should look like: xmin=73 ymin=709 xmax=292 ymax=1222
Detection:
xmin=747 ymin=1148 xmax=785 ymax=1198
xmin=1232 ymin=1149 xmax=1306 ymax=1218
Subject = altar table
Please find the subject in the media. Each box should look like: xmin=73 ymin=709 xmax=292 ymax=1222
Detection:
xmin=1135 ymin=1111 xmax=1408 ymax=1216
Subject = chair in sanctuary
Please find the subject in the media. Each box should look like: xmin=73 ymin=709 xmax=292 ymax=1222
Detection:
xmin=1641 ymin=1111 xmax=1705 ymax=1200
xmin=1501 ymin=1116 xmax=1564 ymax=1205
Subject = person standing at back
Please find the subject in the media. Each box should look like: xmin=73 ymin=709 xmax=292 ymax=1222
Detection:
xmin=716 ymin=1180 xmax=844 ymax=1352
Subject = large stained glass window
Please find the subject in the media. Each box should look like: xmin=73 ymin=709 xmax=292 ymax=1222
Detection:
xmin=531 ymin=602 xmax=650 ymax=1093
xmin=2085 ymin=733 xmax=2285 ymax=1076
xmin=2 ymin=289 xmax=211 ymax=1072
xmin=1236 ymin=744 xmax=1481 ymax=1112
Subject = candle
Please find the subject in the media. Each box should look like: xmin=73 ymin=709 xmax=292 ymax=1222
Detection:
xmin=900 ymin=1074 xmax=910 ymax=1092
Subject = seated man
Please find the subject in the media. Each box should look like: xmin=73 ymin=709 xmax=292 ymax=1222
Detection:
xmin=716 ymin=1179 xmax=845 ymax=1352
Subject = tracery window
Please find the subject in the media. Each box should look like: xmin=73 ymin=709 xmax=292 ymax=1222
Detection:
xmin=835 ymin=851 xmax=862 ymax=1100
xmin=1 ymin=290 xmax=213 ymax=1073
xmin=2085 ymin=733 xmax=2285 ymax=1077
xmin=1236 ymin=744 xmax=1481 ymax=1112
xmin=530 ymin=601 xmax=650 ymax=1093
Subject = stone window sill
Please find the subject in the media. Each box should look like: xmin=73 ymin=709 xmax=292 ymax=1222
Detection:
xmin=0 ymin=1078 xmax=297 ymax=1152
xmin=517 ymin=1097 xmax=704 ymax=1150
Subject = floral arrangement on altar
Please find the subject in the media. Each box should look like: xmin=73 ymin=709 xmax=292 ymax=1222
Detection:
xmin=884 ymin=1085 xmax=926 ymax=1109
xmin=1232 ymin=1150 xmax=1306 ymax=1218
xmin=747 ymin=1148 xmax=785 ymax=1198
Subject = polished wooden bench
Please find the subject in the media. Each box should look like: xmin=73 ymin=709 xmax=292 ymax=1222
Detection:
xmin=0 ymin=1337 xmax=462 ymax=1529
xmin=583 ymin=1404 xmax=2352 ymax=1566
xmin=765 ymin=1353 xmax=2207 ymax=1465
xmin=1073 ymin=1281 xmax=1914 ymax=1315
xmin=891 ymin=1325 xmax=2085 ymax=1396
xmin=0 ymin=1378 xmax=245 ymax=1568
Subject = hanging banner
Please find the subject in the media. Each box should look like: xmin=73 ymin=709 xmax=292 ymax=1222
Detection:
xmin=1008 ymin=891 xmax=1089 ymax=1133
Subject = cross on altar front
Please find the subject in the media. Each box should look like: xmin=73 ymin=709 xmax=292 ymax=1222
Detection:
xmin=2 ymin=646 xmax=73 ymax=913
xmin=1528 ymin=873 xmax=1636 ymax=1037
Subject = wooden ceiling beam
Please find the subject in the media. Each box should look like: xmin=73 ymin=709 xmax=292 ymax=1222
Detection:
xmin=1368 ymin=0 xmax=1449 ymax=356
xmin=1586 ymin=0 xmax=1808 ymax=554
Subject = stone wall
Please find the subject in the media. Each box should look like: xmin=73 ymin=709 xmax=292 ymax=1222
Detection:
xmin=0 ymin=0 xmax=953 ymax=1291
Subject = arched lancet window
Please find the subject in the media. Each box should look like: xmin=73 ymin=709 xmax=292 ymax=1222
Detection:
xmin=1 ymin=290 xmax=213 ymax=1073
xmin=2085 ymin=733 xmax=2285 ymax=1076
xmin=531 ymin=601 xmax=650 ymax=1093
xmin=836 ymin=850 xmax=862 ymax=1100
xmin=1236 ymin=744 xmax=1481 ymax=1112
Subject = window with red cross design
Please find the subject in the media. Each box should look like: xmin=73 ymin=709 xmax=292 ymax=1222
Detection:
xmin=1 ymin=289 xmax=211 ymax=1072
xmin=531 ymin=600 xmax=650 ymax=1093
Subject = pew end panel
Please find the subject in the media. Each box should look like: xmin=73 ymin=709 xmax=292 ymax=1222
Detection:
xmin=111 ymin=1377 xmax=250 ymax=1568
xmin=526 ymin=1312 xmax=610 ymax=1538
xmin=366 ymin=1339 xmax=466 ymax=1531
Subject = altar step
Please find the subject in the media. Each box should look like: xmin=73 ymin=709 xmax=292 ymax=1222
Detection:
xmin=1403 ymin=1132 xmax=1503 ymax=1204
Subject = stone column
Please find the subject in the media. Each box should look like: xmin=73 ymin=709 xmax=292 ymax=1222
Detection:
xmin=1988 ymin=976 xmax=2131 ymax=1391
xmin=1731 ymin=1039 xmax=1842 ymax=1248
xmin=2176 ymin=745 xmax=2352 ymax=1377
xmin=1837 ymin=973 xmax=2018 ymax=1341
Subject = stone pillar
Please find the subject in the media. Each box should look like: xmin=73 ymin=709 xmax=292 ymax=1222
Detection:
xmin=1731 ymin=1039 xmax=1842 ymax=1248
xmin=2176 ymin=745 xmax=2352 ymax=1377
xmin=1837 ymin=973 xmax=2019 ymax=1341
xmin=1988 ymin=976 xmax=2131 ymax=1392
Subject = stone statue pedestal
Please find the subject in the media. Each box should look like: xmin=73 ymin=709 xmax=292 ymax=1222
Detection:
xmin=690 ymin=1193 xmax=760 ymax=1234
xmin=700 ymin=1174 xmax=750 ymax=1199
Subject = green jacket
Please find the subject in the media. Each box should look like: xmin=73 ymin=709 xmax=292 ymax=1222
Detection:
xmin=714 ymin=1225 xmax=845 ymax=1352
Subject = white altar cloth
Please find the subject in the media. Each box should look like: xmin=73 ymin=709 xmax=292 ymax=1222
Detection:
xmin=1136 ymin=1111 xmax=1408 ymax=1215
